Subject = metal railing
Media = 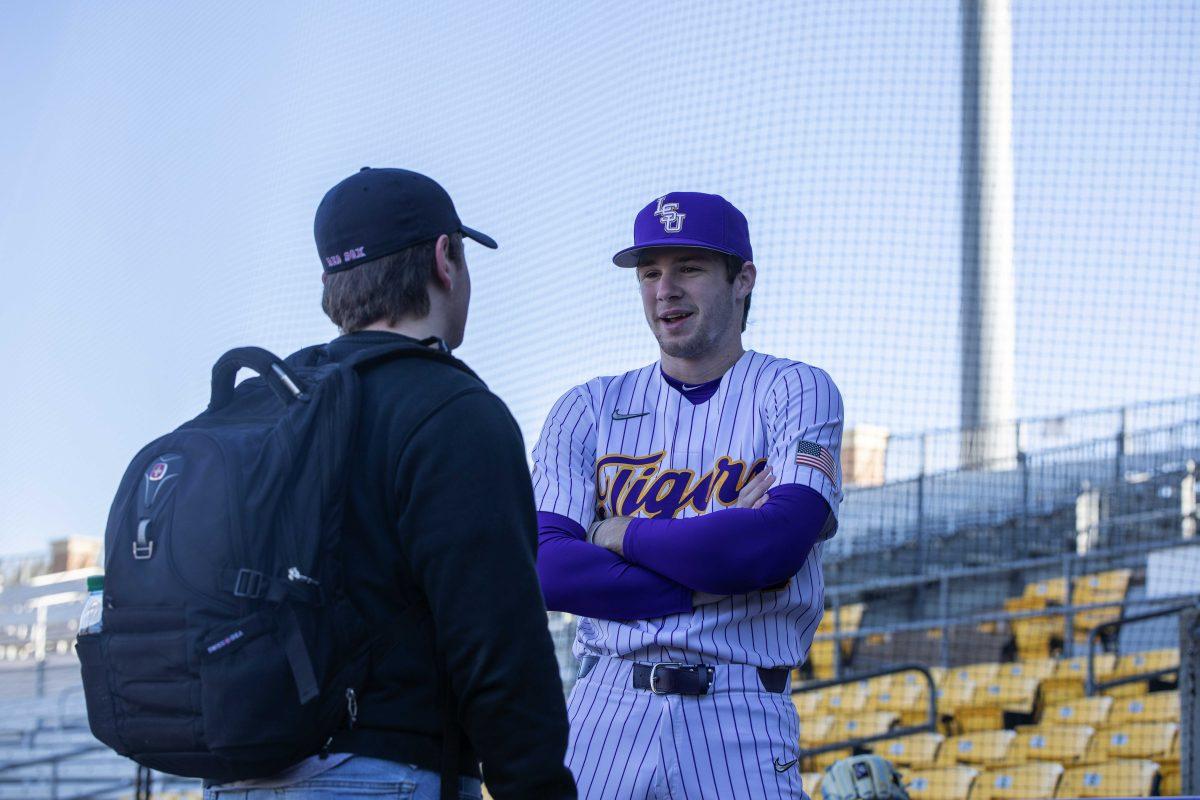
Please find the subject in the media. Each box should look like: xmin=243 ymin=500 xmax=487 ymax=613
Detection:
xmin=1084 ymin=600 xmax=1198 ymax=695
xmin=820 ymin=532 xmax=1199 ymax=678
xmin=878 ymin=393 xmax=1200 ymax=483
xmin=836 ymin=417 xmax=1199 ymax=565
xmin=816 ymin=592 xmax=1200 ymax=681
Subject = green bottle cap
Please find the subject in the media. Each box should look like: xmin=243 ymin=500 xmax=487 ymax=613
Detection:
xmin=86 ymin=575 xmax=104 ymax=592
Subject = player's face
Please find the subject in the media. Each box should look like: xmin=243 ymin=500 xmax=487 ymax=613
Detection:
xmin=636 ymin=248 xmax=743 ymax=359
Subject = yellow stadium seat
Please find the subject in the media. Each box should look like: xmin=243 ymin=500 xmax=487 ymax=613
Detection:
xmin=820 ymin=683 xmax=870 ymax=716
xmin=868 ymin=669 xmax=930 ymax=696
xmin=971 ymin=763 xmax=1063 ymax=800
xmin=1073 ymin=570 xmax=1131 ymax=605
xmin=801 ymin=772 xmax=823 ymax=799
xmin=1012 ymin=615 xmax=1065 ymax=661
xmin=809 ymin=603 xmax=866 ymax=679
xmin=1103 ymin=681 xmax=1150 ymax=699
xmin=954 ymin=707 xmax=1006 ymax=733
xmin=1056 ymin=759 xmax=1158 ymax=798
xmin=829 ymin=711 xmax=899 ymax=742
xmin=938 ymin=730 xmax=1016 ymax=767
xmin=1009 ymin=725 xmax=1095 ymax=765
xmin=1113 ymin=648 xmax=1179 ymax=680
xmin=1002 ymin=659 xmax=1057 ymax=683
xmin=808 ymin=644 xmax=838 ymax=680
xmin=952 ymin=663 xmax=1004 ymax=687
xmin=799 ymin=715 xmax=837 ymax=746
xmin=937 ymin=680 xmax=980 ymax=722
xmin=794 ymin=689 xmax=825 ymax=718
xmin=1055 ymin=653 xmax=1116 ymax=680
xmin=857 ymin=676 xmax=890 ymax=702
xmin=1089 ymin=723 xmax=1178 ymax=762
xmin=1039 ymin=676 xmax=1085 ymax=710
xmin=904 ymin=767 xmax=979 ymax=800
xmin=866 ymin=672 xmax=903 ymax=693
xmin=1025 ymin=577 xmax=1068 ymax=605
xmin=971 ymin=675 xmax=1041 ymax=714
xmin=869 ymin=680 xmax=929 ymax=717
xmin=937 ymin=665 xmax=997 ymax=720
xmin=1070 ymin=571 xmax=1131 ymax=641
xmin=874 ymin=732 xmax=945 ymax=768
xmin=1160 ymin=764 xmax=1181 ymax=797
xmin=1005 ymin=594 xmax=1050 ymax=614
xmin=1041 ymin=696 xmax=1113 ymax=728
xmin=1107 ymin=690 xmax=1179 ymax=725
xmin=954 ymin=675 xmax=1041 ymax=733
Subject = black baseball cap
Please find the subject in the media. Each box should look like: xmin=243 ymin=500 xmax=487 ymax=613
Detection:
xmin=314 ymin=167 xmax=497 ymax=274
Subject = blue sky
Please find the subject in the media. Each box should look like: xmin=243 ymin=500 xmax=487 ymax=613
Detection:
xmin=1 ymin=1 xmax=1196 ymax=554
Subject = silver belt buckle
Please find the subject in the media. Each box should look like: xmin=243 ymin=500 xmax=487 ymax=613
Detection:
xmin=649 ymin=662 xmax=687 ymax=695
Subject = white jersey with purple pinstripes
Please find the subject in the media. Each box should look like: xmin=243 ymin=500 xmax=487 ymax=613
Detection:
xmin=531 ymin=349 xmax=844 ymax=669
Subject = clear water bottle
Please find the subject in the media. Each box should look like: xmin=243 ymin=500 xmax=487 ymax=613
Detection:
xmin=79 ymin=575 xmax=105 ymax=635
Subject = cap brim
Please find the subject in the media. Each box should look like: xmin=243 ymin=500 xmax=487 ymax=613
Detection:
xmin=612 ymin=240 xmax=744 ymax=268
xmin=462 ymin=225 xmax=498 ymax=249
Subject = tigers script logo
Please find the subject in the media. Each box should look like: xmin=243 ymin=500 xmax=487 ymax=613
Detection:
xmin=596 ymin=451 xmax=767 ymax=519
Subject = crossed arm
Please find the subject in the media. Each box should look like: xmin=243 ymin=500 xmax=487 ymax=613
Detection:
xmin=537 ymin=468 xmax=833 ymax=621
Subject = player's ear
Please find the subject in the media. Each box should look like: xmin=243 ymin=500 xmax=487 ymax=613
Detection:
xmin=432 ymin=234 xmax=454 ymax=291
xmin=735 ymin=261 xmax=756 ymax=299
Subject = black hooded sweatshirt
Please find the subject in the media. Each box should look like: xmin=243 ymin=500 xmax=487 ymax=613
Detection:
xmin=323 ymin=330 xmax=575 ymax=799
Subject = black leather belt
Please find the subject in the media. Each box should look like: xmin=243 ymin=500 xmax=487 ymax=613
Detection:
xmin=578 ymin=656 xmax=789 ymax=695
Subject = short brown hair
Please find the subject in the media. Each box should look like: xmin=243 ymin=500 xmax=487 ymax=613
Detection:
xmin=321 ymin=234 xmax=463 ymax=333
xmin=724 ymin=254 xmax=751 ymax=332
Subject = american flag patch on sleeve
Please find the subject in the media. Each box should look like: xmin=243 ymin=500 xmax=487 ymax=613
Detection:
xmin=794 ymin=440 xmax=838 ymax=484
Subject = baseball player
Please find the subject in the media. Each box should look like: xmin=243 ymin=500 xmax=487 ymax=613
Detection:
xmin=532 ymin=192 xmax=844 ymax=799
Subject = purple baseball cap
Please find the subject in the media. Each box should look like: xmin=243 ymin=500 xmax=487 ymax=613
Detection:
xmin=612 ymin=192 xmax=753 ymax=268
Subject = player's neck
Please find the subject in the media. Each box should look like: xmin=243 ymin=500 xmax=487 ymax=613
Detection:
xmin=360 ymin=310 xmax=453 ymax=345
xmin=659 ymin=339 xmax=745 ymax=385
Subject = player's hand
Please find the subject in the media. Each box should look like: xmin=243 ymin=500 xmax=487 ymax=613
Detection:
xmin=735 ymin=465 xmax=775 ymax=510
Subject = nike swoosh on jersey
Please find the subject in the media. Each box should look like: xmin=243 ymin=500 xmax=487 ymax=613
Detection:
xmin=680 ymin=384 xmax=703 ymax=391
xmin=773 ymin=758 xmax=798 ymax=773
xmin=612 ymin=410 xmax=650 ymax=421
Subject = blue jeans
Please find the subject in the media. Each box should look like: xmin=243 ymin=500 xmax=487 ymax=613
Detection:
xmin=203 ymin=755 xmax=483 ymax=800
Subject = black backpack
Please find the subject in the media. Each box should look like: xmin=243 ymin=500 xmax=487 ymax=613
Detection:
xmin=78 ymin=340 xmax=464 ymax=783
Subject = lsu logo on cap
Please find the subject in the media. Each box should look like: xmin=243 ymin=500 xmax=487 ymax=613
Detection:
xmin=654 ymin=196 xmax=685 ymax=233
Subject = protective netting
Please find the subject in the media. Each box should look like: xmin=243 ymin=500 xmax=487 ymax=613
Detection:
xmin=1 ymin=1 xmax=1198 ymax=797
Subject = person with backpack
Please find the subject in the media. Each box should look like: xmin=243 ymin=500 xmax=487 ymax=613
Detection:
xmin=79 ymin=167 xmax=576 ymax=800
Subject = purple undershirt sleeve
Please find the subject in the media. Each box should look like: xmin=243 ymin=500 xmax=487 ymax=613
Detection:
xmin=622 ymin=483 xmax=833 ymax=595
xmin=536 ymin=511 xmax=694 ymax=621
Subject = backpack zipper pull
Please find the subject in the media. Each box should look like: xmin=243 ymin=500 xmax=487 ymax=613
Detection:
xmin=287 ymin=567 xmax=320 ymax=586
xmin=345 ymin=687 xmax=358 ymax=729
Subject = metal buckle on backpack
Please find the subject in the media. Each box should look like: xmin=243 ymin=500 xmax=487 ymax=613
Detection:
xmin=233 ymin=568 xmax=267 ymax=599
xmin=133 ymin=518 xmax=154 ymax=560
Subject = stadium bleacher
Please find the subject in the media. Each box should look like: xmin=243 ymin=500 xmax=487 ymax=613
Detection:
xmin=793 ymin=554 xmax=1194 ymax=798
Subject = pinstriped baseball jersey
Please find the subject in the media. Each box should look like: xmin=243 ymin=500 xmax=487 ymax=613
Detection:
xmin=532 ymin=349 xmax=844 ymax=669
